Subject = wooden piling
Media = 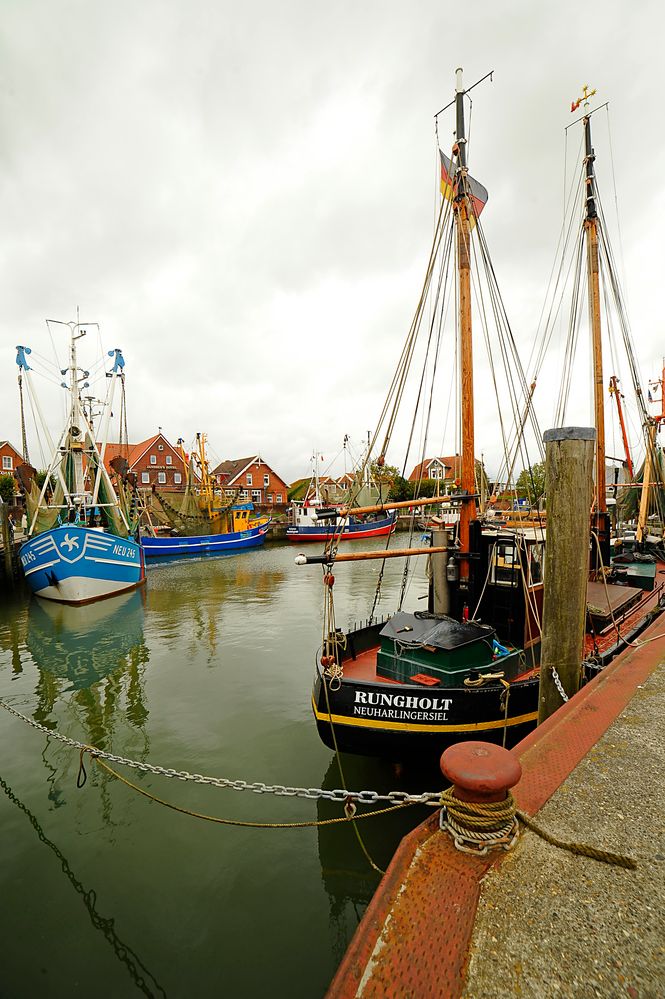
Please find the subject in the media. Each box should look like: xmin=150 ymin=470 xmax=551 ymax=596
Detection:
xmin=430 ymin=529 xmax=450 ymax=615
xmin=539 ymin=427 xmax=595 ymax=723
xmin=0 ymin=501 xmax=16 ymax=589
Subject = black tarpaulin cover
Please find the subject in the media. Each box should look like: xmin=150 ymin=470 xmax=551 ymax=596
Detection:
xmin=379 ymin=611 xmax=495 ymax=651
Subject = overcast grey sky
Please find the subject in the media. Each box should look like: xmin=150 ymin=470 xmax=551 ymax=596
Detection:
xmin=1 ymin=0 xmax=663 ymax=482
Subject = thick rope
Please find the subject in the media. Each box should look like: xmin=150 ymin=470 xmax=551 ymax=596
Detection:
xmin=440 ymin=787 xmax=637 ymax=870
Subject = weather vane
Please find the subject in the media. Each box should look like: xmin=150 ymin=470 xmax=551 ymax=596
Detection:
xmin=571 ymin=84 xmax=597 ymax=113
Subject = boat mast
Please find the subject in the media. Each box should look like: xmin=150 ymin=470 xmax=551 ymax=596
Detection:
xmin=68 ymin=323 xmax=87 ymax=500
xmin=454 ymin=68 xmax=476 ymax=587
xmin=578 ymin=87 xmax=606 ymax=512
xmin=609 ymin=375 xmax=634 ymax=480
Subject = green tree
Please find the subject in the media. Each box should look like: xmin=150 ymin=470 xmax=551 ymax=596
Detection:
xmin=34 ymin=470 xmax=55 ymax=496
xmin=0 ymin=474 xmax=15 ymax=505
xmin=387 ymin=476 xmax=413 ymax=502
xmin=515 ymin=462 xmax=546 ymax=508
xmin=370 ymin=460 xmax=401 ymax=488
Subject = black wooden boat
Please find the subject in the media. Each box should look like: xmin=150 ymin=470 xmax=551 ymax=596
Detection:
xmin=302 ymin=75 xmax=665 ymax=760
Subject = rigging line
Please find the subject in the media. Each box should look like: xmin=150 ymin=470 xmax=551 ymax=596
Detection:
xmin=406 ymin=218 xmax=455 ymax=478
xmin=375 ymin=193 xmax=452 ymax=459
xmin=605 ymin=104 xmax=629 ymax=306
xmin=597 ymin=220 xmax=647 ymax=431
xmin=468 ymin=239 xmax=513 ymax=475
xmin=554 ymin=227 xmax=586 ymax=425
xmin=526 ymin=138 xmax=586 ymax=379
xmin=532 ymin=161 xmax=586 ymax=377
xmin=532 ymin=163 xmax=588 ymax=381
xmin=471 ymin=221 xmax=539 ymax=479
xmin=474 ymin=216 xmax=538 ymax=415
xmin=597 ymin=191 xmax=644 ymax=401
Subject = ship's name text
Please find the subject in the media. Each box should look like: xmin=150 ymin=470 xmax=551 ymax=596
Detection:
xmin=353 ymin=690 xmax=452 ymax=722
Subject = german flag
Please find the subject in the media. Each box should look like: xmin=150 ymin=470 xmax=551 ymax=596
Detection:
xmin=440 ymin=149 xmax=488 ymax=225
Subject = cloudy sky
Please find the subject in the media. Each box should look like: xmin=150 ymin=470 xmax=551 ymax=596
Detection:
xmin=1 ymin=0 xmax=663 ymax=483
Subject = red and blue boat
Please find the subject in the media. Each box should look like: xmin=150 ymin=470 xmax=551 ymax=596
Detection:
xmin=286 ymin=504 xmax=396 ymax=542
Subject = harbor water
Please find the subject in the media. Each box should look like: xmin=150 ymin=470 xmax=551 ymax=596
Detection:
xmin=0 ymin=540 xmax=438 ymax=998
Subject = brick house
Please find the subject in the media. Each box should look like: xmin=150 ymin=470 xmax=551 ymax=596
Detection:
xmin=100 ymin=433 xmax=189 ymax=491
xmin=0 ymin=441 xmax=23 ymax=480
xmin=408 ymin=455 xmax=462 ymax=485
xmin=213 ymin=456 xmax=289 ymax=508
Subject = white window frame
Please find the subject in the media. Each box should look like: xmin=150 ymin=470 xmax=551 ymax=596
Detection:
xmin=150 ymin=455 xmax=157 ymax=465
xmin=2 ymin=456 xmax=12 ymax=470
xmin=246 ymin=473 xmax=253 ymax=486
xmin=157 ymin=472 xmax=166 ymax=484
xmin=141 ymin=471 xmax=150 ymax=483
xmin=174 ymin=472 xmax=182 ymax=485
xmin=276 ymin=493 xmax=283 ymax=504
xmin=263 ymin=474 xmax=269 ymax=487
xmin=251 ymin=489 xmax=262 ymax=503
xmin=166 ymin=455 xmax=172 ymax=465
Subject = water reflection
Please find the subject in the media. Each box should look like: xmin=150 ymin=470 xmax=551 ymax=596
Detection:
xmin=145 ymin=557 xmax=287 ymax=659
xmin=316 ymin=753 xmax=439 ymax=965
xmin=26 ymin=590 xmax=150 ymax=752
xmin=28 ymin=591 xmax=147 ymax=690
xmin=0 ymin=772 xmax=166 ymax=998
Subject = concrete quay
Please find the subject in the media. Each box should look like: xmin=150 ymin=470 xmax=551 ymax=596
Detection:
xmin=327 ymin=615 xmax=665 ymax=998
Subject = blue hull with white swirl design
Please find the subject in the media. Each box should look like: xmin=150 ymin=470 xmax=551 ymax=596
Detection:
xmin=19 ymin=525 xmax=145 ymax=605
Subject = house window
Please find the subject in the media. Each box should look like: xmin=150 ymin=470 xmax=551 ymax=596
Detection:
xmin=174 ymin=472 xmax=182 ymax=485
xmin=166 ymin=455 xmax=172 ymax=465
xmin=158 ymin=444 xmax=164 ymax=451
xmin=2 ymin=456 xmax=12 ymax=470
xmin=150 ymin=455 xmax=157 ymax=465
xmin=246 ymin=473 xmax=253 ymax=486
xmin=267 ymin=493 xmax=273 ymax=504
xmin=141 ymin=472 xmax=150 ymax=483
xmin=158 ymin=472 xmax=166 ymax=484
xmin=239 ymin=489 xmax=249 ymax=500
xmin=276 ymin=493 xmax=283 ymax=504
xmin=252 ymin=490 xmax=262 ymax=503
xmin=263 ymin=474 xmax=269 ymax=487
xmin=225 ymin=489 xmax=235 ymax=498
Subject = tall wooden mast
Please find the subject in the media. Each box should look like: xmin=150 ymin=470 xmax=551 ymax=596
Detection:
xmin=578 ymin=90 xmax=606 ymax=513
xmin=454 ymin=67 xmax=476 ymax=587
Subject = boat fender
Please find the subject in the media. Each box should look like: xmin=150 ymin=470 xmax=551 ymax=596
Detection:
xmin=492 ymin=639 xmax=510 ymax=658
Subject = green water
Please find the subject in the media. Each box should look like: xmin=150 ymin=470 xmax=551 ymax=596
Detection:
xmin=0 ymin=541 xmax=439 ymax=998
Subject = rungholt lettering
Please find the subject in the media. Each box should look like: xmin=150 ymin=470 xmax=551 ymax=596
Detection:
xmin=353 ymin=691 xmax=453 ymax=712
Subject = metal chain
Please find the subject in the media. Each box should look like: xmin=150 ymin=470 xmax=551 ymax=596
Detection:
xmin=0 ymin=698 xmax=441 ymax=806
xmin=550 ymin=665 xmax=570 ymax=703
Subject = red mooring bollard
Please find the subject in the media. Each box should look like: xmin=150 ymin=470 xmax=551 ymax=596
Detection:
xmin=440 ymin=741 xmax=522 ymax=803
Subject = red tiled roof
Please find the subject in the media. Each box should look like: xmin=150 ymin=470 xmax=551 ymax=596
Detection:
xmin=408 ymin=455 xmax=461 ymax=482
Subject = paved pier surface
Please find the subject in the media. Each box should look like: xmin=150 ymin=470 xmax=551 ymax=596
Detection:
xmin=465 ymin=660 xmax=665 ymax=998
xmin=328 ymin=616 xmax=665 ymax=998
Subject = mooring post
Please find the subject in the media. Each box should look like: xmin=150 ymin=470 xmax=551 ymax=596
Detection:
xmin=1 ymin=500 xmax=14 ymax=588
xmin=429 ymin=528 xmax=449 ymax=615
xmin=539 ymin=426 xmax=596 ymax=723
